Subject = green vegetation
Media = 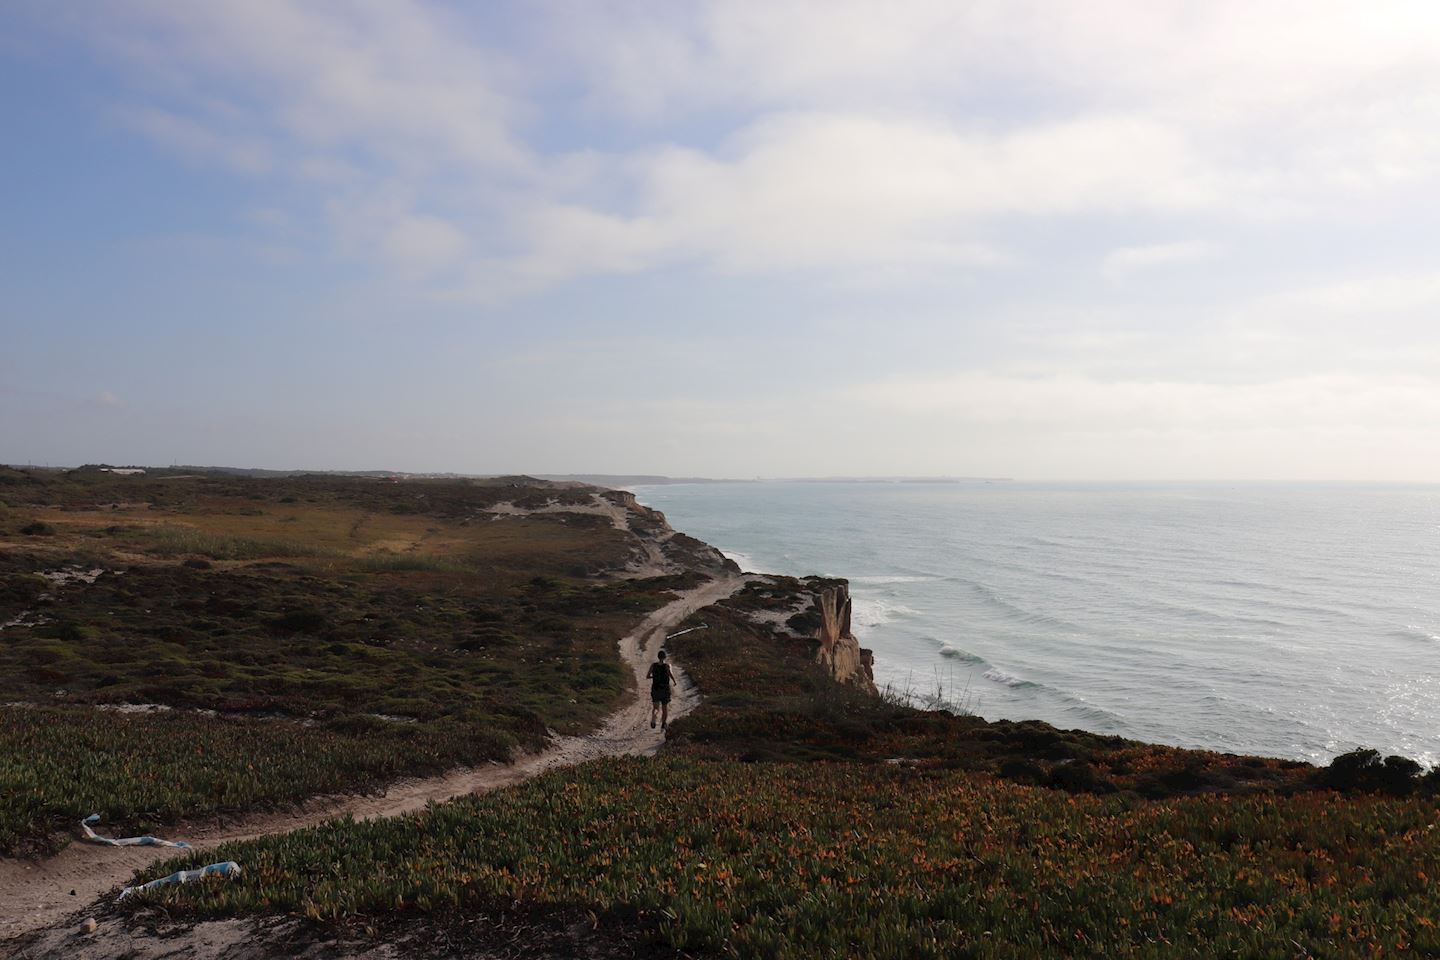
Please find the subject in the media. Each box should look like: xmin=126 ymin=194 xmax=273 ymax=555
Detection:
xmin=134 ymin=757 xmax=1440 ymax=958
xmin=0 ymin=553 xmax=662 ymax=724
xmin=126 ymin=525 xmax=335 ymax=560
xmin=0 ymin=706 xmax=509 ymax=856
xmin=0 ymin=469 xmax=685 ymax=851
xmin=11 ymin=468 xmax=1439 ymax=958
xmin=118 ymin=569 xmax=1440 ymax=958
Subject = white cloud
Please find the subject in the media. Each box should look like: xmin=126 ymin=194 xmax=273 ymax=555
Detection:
xmin=452 ymin=110 xmax=1216 ymax=295
xmin=69 ymin=0 xmax=1440 ymax=298
xmin=852 ymin=372 xmax=1440 ymax=433
xmin=636 ymin=113 xmax=1215 ymax=271
xmin=1219 ymin=271 xmax=1440 ymax=376
xmin=1102 ymin=241 xmax=1218 ymax=282
xmin=1246 ymin=271 xmax=1440 ymax=319
xmin=504 ymin=370 xmax=1440 ymax=480
xmin=104 ymin=0 xmax=527 ymax=173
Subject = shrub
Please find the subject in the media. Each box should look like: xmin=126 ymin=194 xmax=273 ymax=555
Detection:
xmin=1319 ymin=748 xmax=1424 ymax=795
xmin=998 ymin=757 xmax=1045 ymax=784
xmin=20 ymin=520 xmax=55 ymax=536
xmin=1047 ymin=760 xmax=1117 ymax=794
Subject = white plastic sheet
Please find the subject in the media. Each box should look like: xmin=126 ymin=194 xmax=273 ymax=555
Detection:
xmin=80 ymin=814 xmax=192 ymax=848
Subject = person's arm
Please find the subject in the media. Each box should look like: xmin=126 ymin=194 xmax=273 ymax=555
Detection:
xmin=645 ymin=664 xmax=654 ymax=681
xmin=670 ymin=665 xmax=677 ymax=689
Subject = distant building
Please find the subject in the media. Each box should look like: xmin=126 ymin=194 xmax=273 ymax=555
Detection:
xmin=100 ymin=468 xmax=146 ymax=475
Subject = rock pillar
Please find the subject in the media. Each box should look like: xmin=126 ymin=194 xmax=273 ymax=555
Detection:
xmin=814 ymin=583 xmax=877 ymax=695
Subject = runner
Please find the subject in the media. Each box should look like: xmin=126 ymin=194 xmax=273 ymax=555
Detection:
xmin=646 ymin=649 xmax=676 ymax=730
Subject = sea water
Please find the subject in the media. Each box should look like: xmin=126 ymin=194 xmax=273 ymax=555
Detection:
xmin=633 ymin=482 xmax=1440 ymax=765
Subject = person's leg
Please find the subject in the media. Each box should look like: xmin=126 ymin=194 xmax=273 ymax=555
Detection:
xmin=660 ymin=701 xmax=669 ymax=729
xmin=650 ymin=700 xmax=658 ymax=728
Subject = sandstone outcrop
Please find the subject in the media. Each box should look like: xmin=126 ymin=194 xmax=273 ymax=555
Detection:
xmin=814 ymin=583 xmax=877 ymax=695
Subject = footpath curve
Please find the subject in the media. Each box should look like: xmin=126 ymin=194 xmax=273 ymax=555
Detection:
xmin=0 ymin=574 xmax=744 ymax=949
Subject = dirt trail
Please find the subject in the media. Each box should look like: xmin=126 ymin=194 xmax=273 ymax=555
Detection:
xmin=0 ymin=575 xmax=743 ymax=950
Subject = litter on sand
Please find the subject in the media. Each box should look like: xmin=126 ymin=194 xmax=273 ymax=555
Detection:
xmin=80 ymin=814 xmax=191 ymax=848
xmin=118 ymin=861 xmax=242 ymax=901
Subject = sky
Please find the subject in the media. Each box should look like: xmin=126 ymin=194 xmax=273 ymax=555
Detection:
xmin=3 ymin=1 xmax=1440 ymax=481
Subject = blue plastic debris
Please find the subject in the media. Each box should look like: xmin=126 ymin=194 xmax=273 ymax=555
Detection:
xmin=118 ymin=861 xmax=243 ymax=901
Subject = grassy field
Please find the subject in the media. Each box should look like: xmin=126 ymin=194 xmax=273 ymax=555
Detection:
xmin=132 ymin=757 xmax=1440 ymax=958
xmin=0 ymin=468 xmax=692 ymax=852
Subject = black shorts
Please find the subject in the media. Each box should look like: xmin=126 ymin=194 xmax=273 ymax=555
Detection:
xmin=651 ymin=687 xmax=671 ymax=705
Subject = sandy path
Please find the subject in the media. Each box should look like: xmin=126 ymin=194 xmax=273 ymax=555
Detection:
xmin=0 ymin=575 xmax=742 ymax=949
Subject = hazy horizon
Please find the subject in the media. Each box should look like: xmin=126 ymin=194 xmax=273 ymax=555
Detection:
xmin=11 ymin=461 xmax=1440 ymax=488
xmin=5 ymin=2 xmax=1440 ymax=482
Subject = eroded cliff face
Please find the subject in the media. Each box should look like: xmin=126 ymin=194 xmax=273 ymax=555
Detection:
xmin=600 ymin=490 xmax=742 ymax=578
xmin=814 ymin=583 xmax=878 ymax=695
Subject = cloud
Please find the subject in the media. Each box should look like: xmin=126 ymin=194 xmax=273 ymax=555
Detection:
xmin=100 ymin=0 xmax=527 ymax=172
xmin=843 ymin=371 xmax=1440 ymax=480
xmin=117 ymin=106 xmax=273 ymax=175
xmin=502 ymin=369 xmax=1440 ymax=480
xmin=61 ymin=0 xmax=1440 ymax=300
xmin=32 ymin=21 xmax=1440 ymax=330
xmin=93 ymin=391 xmax=125 ymax=408
xmin=1102 ymin=241 xmax=1218 ymax=282
xmin=455 ymin=110 xmax=1219 ymax=297
xmin=1219 ymin=270 xmax=1440 ymax=376
xmin=1245 ymin=271 xmax=1440 ymax=319
xmin=380 ymin=214 xmax=468 ymax=276
xmin=852 ymin=372 xmax=1440 ymax=432
xmin=637 ymin=113 xmax=1214 ymax=270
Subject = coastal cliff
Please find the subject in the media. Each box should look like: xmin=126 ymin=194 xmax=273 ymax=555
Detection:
xmin=814 ymin=582 xmax=878 ymax=695
xmin=599 ymin=489 xmax=742 ymax=578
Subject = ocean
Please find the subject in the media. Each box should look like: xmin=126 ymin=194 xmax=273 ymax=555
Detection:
xmin=633 ymin=482 xmax=1440 ymax=765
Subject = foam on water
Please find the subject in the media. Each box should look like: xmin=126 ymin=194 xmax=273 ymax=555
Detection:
xmin=719 ymin=548 xmax=758 ymax=572
xmin=850 ymin=596 xmax=921 ymax=628
xmin=936 ymin=643 xmax=984 ymax=664
xmin=982 ymin=667 xmax=1038 ymax=689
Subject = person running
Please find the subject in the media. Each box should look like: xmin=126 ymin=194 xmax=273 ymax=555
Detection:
xmin=647 ymin=649 xmax=676 ymax=730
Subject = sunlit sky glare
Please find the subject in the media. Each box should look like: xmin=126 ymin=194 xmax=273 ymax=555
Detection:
xmin=4 ymin=1 xmax=1440 ymax=480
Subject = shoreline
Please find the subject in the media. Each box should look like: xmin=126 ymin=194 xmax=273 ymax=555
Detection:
xmin=633 ymin=481 xmax=1439 ymax=770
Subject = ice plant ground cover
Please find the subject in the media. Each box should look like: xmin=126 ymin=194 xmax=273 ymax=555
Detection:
xmin=121 ymin=572 xmax=1440 ymax=958
xmin=132 ymin=756 xmax=1440 ymax=958
xmin=0 ymin=705 xmax=511 ymax=855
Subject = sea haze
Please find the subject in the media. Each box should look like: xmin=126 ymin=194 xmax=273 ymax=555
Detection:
xmin=633 ymin=482 xmax=1440 ymax=765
